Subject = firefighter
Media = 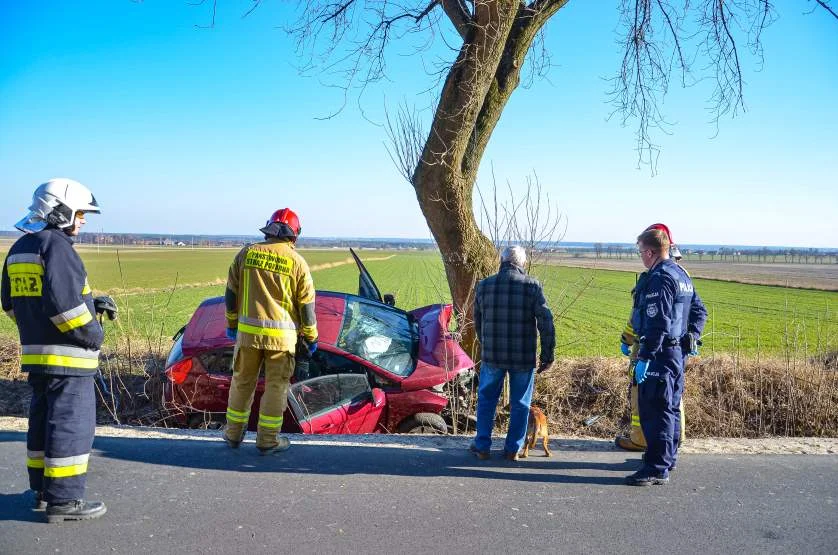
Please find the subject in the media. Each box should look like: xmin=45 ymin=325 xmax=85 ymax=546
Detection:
xmin=625 ymin=226 xmax=707 ymax=486
xmin=2 ymin=178 xmax=110 ymax=522
xmin=222 ymin=208 xmax=318 ymax=454
xmin=616 ymin=223 xmax=691 ymax=452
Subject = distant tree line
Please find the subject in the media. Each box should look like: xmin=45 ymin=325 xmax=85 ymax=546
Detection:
xmin=582 ymin=244 xmax=838 ymax=264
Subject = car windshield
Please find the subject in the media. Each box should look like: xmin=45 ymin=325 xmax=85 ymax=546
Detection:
xmin=337 ymin=299 xmax=417 ymax=377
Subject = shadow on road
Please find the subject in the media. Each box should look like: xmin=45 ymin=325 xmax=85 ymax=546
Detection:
xmin=0 ymin=431 xmax=635 ymax=495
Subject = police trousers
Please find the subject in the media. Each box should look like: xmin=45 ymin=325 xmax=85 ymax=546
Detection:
xmin=27 ymin=374 xmax=96 ymax=504
xmin=225 ymin=345 xmax=295 ymax=450
xmin=638 ymin=346 xmax=684 ymax=473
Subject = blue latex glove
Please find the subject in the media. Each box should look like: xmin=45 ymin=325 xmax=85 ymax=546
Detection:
xmin=620 ymin=343 xmax=631 ymax=357
xmin=634 ymin=359 xmax=649 ymax=384
xmin=225 ymin=327 xmax=237 ymax=341
xmin=307 ymin=340 xmax=318 ymax=356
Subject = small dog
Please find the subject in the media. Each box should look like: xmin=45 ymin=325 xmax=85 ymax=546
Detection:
xmin=521 ymin=405 xmax=552 ymax=458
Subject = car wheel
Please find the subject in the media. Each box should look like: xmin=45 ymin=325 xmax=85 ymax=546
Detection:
xmin=398 ymin=412 xmax=448 ymax=434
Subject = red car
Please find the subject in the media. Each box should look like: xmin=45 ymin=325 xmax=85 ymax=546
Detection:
xmin=162 ymin=249 xmax=474 ymax=434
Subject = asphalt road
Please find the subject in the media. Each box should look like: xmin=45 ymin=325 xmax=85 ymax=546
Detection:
xmin=1 ymin=431 xmax=836 ymax=555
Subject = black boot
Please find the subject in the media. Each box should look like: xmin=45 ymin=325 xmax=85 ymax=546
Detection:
xmin=46 ymin=500 xmax=107 ymax=523
xmin=32 ymin=490 xmax=47 ymax=510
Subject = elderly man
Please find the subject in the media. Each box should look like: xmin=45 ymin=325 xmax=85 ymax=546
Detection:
xmin=470 ymin=246 xmax=555 ymax=461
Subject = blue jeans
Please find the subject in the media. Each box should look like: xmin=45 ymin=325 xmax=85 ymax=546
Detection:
xmin=474 ymin=363 xmax=535 ymax=455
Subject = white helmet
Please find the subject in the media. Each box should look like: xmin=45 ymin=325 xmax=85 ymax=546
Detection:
xmin=15 ymin=178 xmax=100 ymax=233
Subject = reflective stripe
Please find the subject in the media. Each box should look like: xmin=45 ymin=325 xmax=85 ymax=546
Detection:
xmin=226 ymin=407 xmax=250 ymax=423
xmin=7 ymin=262 xmax=45 ymax=275
xmin=81 ymin=280 xmax=91 ymax=295
xmin=7 ymin=253 xmax=43 ymax=266
xmin=22 ymin=344 xmax=100 ymax=359
xmin=20 ymin=354 xmax=99 ymax=369
xmin=225 ymin=310 xmax=237 ymax=320
xmin=239 ymin=316 xmax=297 ymax=330
xmin=237 ymin=322 xmax=297 ymax=339
xmin=258 ymin=414 xmax=283 ymax=430
xmin=50 ymin=303 xmax=94 ymax=333
xmin=44 ymin=454 xmax=89 ymax=478
xmin=27 ymin=450 xmax=45 ymax=469
xmin=631 ymin=415 xmax=641 ymax=427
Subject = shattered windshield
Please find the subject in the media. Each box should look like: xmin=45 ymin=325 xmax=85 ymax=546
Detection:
xmin=337 ymin=299 xmax=417 ymax=377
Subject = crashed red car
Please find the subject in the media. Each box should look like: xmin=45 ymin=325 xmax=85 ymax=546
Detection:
xmin=162 ymin=249 xmax=474 ymax=434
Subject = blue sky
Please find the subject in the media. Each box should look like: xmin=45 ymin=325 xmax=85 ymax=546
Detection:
xmin=1 ymin=1 xmax=836 ymax=248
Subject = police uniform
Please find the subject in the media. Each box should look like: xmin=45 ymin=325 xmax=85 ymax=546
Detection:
xmin=630 ymin=259 xmax=706 ymax=474
xmin=1 ymin=227 xmax=103 ymax=504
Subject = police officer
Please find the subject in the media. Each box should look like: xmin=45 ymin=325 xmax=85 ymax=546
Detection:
xmin=222 ymin=208 xmax=318 ymax=454
xmin=1 ymin=179 xmax=110 ymax=521
xmin=625 ymin=226 xmax=707 ymax=486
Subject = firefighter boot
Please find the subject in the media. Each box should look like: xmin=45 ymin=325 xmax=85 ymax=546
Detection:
xmin=46 ymin=500 xmax=107 ymax=523
xmin=615 ymin=383 xmax=647 ymax=451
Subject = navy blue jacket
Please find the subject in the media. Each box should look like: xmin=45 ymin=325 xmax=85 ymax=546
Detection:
xmin=1 ymin=228 xmax=103 ymax=376
xmin=474 ymin=262 xmax=555 ymax=371
xmin=631 ymin=259 xmax=707 ymax=361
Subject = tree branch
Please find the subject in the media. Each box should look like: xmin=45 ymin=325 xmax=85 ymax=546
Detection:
xmin=441 ymin=0 xmax=472 ymax=39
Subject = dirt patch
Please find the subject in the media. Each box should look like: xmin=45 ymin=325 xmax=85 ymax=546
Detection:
xmin=547 ymin=256 xmax=838 ymax=291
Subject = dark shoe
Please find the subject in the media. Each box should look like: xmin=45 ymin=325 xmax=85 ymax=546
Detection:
xmin=625 ymin=469 xmax=669 ymax=486
xmin=222 ymin=426 xmax=245 ymax=449
xmin=46 ymin=500 xmax=107 ymax=523
xmin=32 ymin=490 xmax=47 ymax=511
xmin=257 ymin=437 xmax=290 ymax=455
xmin=469 ymin=443 xmax=490 ymax=461
xmin=503 ymin=451 xmax=519 ymax=462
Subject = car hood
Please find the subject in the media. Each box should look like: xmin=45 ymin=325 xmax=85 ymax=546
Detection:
xmin=399 ymin=304 xmax=474 ymax=391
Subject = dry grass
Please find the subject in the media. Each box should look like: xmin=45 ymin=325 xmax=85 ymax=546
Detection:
xmin=2 ymin=336 xmax=836 ymax=438
xmin=532 ymin=355 xmax=838 ymax=438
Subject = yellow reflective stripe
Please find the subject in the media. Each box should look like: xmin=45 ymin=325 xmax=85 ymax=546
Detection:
xmin=258 ymin=415 xmax=283 ymax=429
xmin=237 ymin=322 xmax=296 ymax=339
xmin=27 ymin=457 xmax=45 ymax=469
xmin=81 ymin=280 xmax=91 ymax=295
xmin=225 ymin=310 xmax=237 ymax=320
xmin=7 ymin=263 xmax=45 ymax=275
xmin=20 ymin=354 xmax=99 ymax=369
xmin=44 ymin=462 xmax=88 ymax=478
xmin=631 ymin=415 xmax=641 ymax=426
xmin=299 ymin=325 xmax=318 ymax=338
xmin=226 ymin=407 xmax=250 ymax=423
xmin=55 ymin=310 xmax=93 ymax=333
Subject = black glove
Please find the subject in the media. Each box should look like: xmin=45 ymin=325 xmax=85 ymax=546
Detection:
xmin=93 ymin=296 xmax=118 ymax=320
xmin=296 ymin=337 xmax=315 ymax=361
xmin=536 ymin=360 xmax=554 ymax=374
xmin=681 ymin=332 xmax=701 ymax=357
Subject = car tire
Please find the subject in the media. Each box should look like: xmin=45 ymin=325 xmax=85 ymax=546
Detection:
xmin=398 ymin=412 xmax=448 ymax=434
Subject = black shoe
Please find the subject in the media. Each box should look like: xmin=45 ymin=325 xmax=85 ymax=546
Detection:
xmin=469 ymin=443 xmax=490 ymax=461
xmin=46 ymin=500 xmax=107 ymax=523
xmin=625 ymin=469 xmax=669 ymax=486
xmin=32 ymin=490 xmax=47 ymax=511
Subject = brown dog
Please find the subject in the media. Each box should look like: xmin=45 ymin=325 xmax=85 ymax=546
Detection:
xmin=521 ymin=405 xmax=552 ymax=458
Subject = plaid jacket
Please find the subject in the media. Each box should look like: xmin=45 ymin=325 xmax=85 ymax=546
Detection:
xmin=474 ymin=262 xmax=555 ymax=371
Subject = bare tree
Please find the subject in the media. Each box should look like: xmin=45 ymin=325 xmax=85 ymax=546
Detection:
xmin=190 ymin=1 xmax=835 ymax=349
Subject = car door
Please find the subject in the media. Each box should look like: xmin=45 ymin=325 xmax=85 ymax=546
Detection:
xmin=289 ymin=373 xmax=384 ymax=434
xmin=349 ymin=247 xmax=383 ymax=303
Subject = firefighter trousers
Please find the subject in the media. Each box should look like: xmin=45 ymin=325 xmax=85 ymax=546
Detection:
xmin=225 ymin=345 xmax=295 ymax=450
xmin=26 ymin=374 xmax=96 ymax=504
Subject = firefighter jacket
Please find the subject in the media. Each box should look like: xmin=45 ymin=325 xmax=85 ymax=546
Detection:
xmin=224 ymin=238 xmax=317 ymax=352
xmin=1 ymin=228 xmax=103 ymax=376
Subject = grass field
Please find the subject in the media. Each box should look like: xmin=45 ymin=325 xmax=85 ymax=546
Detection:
xmin=0 ymin=246 xmax=835 ymax=358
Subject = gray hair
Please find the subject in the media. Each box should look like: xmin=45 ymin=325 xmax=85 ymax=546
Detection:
xmin=501 ymin=245 xmax=527 ymax=267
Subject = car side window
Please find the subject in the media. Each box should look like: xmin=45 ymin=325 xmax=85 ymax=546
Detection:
xmin=290 ymin=374 xmax=371 ymax=420
xmin=295 ymin=350 xmax=368 ymax=382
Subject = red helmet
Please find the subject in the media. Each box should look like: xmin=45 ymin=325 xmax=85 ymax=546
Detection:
xmin=260 ymin=208 xmax=301 ymax=240
xmin=644 ymin=223 xmax=682 ymax=260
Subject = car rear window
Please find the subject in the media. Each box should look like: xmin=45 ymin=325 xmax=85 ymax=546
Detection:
xmin=336 ymin=299 xmax=417 ymax=376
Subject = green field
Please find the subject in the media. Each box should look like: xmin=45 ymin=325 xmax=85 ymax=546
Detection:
xmin=1 ymin=247 xmax=835 ymax=357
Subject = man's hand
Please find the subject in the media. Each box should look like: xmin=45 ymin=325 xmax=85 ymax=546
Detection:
xmin=225 ymin=328 xmax=238 ymax=341
xmin=93 ymin=296 xmax=118 ymax=320
xmin=536 ymin=360 xmax=553 ymax=374
xmin=634 ymin=359 xmax=649 ymax=384
xmin=620 ymin=342 xmax=631 ymax=357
